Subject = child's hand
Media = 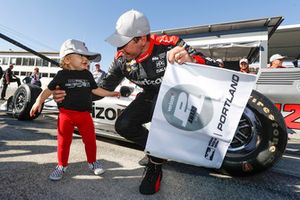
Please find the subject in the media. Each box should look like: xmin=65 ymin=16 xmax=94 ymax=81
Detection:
xmin=30 ymin=102 xmax=41 ymax=117
xmin=112 ymin=92 xmax=121 ymax=98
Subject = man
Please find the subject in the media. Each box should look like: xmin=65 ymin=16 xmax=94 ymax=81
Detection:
xmin=239 ymin=58 xmax=250 ymax=73
xmin=92 ymin=63 xmax=106 ymax=84
xmin=53 ymin=9 xmax=217 ymax=195
xmin=1 ymin=64 xmax=21 ymax=100
xmin=268 ymin=54 xmax=286 ymax=68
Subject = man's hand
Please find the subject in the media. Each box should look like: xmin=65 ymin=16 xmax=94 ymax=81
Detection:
xmin=168 ymin=46 xmax=193 ymax=64
xmin=53 ymin=85 xmax=66 ymax=103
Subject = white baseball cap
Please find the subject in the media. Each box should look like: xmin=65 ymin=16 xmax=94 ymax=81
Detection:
xmin=239 ymin=58 xmax=248 ymax=64
xmin=269 ymin=54 xmax=286 ymax=62
xmin=105 ymin=9 xmax=150 ymax=47
xmin=59 ymin=39 xmax=101 ymax=62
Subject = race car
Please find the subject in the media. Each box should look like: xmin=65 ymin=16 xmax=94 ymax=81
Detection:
xmin=0 ymin=16 xmax=291 ymax=176
xmin=0 ymin=72 xmax=288 ymax=177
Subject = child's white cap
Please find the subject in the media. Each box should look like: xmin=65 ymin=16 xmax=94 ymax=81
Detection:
xmin=60 ymin=39 xmax=101 ymax=62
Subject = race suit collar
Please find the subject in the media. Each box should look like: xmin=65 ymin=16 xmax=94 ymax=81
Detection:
xmin=135 ymin=35 xmax=155 ymax=63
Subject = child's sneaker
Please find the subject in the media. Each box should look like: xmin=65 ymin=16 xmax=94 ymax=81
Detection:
xmin=49 ymin=165 xmax=67 ymax=181
xmin=88 ymin=161 xmax=105 ymax=175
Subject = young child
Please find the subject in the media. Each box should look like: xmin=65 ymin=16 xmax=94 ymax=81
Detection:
xmin=30 ymin=39 xmax=119 ymax=181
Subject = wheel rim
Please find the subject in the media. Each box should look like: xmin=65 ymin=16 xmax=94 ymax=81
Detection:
xmin=14 ymin=89 xmax=27 ymax=112
xmin=227 ymin=107 xmax=263 ymax=156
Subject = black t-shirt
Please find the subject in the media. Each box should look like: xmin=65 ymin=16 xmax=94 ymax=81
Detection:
xmin=48 ymin=69 xmax=98 ymax=112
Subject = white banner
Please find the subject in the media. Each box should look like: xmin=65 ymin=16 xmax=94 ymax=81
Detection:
xmin=145 ymin=62 xmax=257 ymax=168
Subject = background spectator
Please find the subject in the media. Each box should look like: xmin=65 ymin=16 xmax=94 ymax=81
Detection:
xmin=216 ymin=58 xmax=224 ymax=68
xmin=1 ymin=64 xmax=21 ymax=100
xmin=269 ymin=54 xmax=286 ymax=68
xmin=92 ymin=63 xmax=106 ymax=84
xmin=30 ymin=67 xmax=42 ymax=87
xmin=239 ymin=58 xmax=250 ymax=73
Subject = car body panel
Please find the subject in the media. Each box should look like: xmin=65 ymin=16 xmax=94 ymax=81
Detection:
xmin=255 ymin=68 xmax=300 ymax=133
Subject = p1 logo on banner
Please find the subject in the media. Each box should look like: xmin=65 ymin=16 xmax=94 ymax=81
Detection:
xmin=162 ymin=84 xmax=214 ymax=131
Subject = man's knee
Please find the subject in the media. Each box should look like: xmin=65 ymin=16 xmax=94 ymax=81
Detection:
xmin=115 ymin=117 xmax=131 ymax=137
xmin=115 ymin=117 xmax=148 ymax=147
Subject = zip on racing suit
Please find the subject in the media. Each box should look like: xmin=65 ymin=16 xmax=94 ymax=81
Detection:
xmin=100 ymin=34 xmax=218 ymax=162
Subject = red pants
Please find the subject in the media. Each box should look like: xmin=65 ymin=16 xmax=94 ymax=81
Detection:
xmin=57 ymin=108 xmax=96 ymax=166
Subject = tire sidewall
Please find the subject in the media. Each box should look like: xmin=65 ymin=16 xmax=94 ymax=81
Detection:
xmin=222 ymin=90 xmax=287 ymax=175
xmin=6 ymin=96 xmax=14 ymax=112
xmin=12 ymin=84 xmax=42 ymax=120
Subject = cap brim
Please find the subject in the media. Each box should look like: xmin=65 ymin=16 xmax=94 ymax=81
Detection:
xmin=75 ymin=51 xmax=101 ymax=62
xmin=86 ymin=52 xmax=101 ymax=62
xmin=105 ymin=32 xmax=133 ymax=47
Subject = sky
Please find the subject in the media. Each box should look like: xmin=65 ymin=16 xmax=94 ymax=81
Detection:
xmin=0 ymin=0 xmax=299 ymax=71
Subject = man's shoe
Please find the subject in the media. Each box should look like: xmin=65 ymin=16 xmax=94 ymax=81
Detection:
xmin=49 ymin=165 xmax=67 ymax=181
xmin=138 ymin=155 xmax=149 ymax=166
xmin=88 ymin=160 xmax=105 ymax=175
xmin=139 ymin=162 xmax=163 ymax=195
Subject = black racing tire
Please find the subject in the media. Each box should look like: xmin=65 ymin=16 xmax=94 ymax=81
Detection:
xmin=12 ymin=84 xmax=43 ymax=120
xmin=221 ymin=90 xmax=287 ymax=176
xmin=6 ymin=96 xmax=14 ymax=112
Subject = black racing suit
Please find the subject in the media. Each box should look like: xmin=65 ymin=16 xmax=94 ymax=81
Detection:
xmin=100 ymin=34 xmax=217 ymax=162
